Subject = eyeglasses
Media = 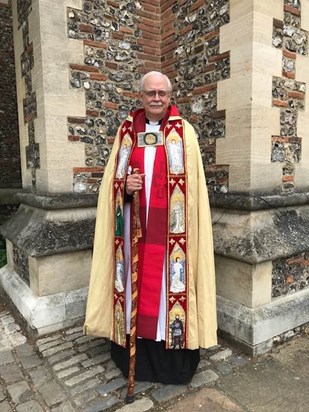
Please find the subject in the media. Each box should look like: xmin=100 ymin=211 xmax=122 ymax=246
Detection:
xmin=142 ymin=90 xmax=170 ymax=98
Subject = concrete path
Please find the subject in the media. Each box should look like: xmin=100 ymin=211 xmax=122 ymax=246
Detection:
xmin=0 ymin=287 xmax=308 ymax=412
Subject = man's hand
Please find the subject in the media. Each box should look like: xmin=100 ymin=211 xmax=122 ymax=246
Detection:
xmin=126 ymin=173 xmax=145 ymax=195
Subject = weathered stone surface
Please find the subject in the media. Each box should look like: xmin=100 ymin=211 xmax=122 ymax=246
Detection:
xmin=209 ymin=348 xmax=232 ymax=362
xmin=0 ymin=350 xmax=14 ymax=366
xmin=209 ymin=191 xmax=309 ymax=211
xmin=0 ymin=401 xmax=13 ymax=412
xmin=28 ymin=366 xmax=53 ymax=387
xmin=56 ymin=366 xmax=80 ymax=379
xmin=37 ymin=338 xmax=65 ymax=352
xmin=104 ymin=368 xmax=121 ymax=380
xmin=14 ymin=343 xmax=35 ymax=358
xmin=0 ymin=312 xmax=26 ymax=351
xmin=70 ymin=378 xmax=101 ymax=397
xmin=212 ymin=205 xmax=309 ymax=264
xmin=77 ymin=338 xmax=106 ymax=353
xmin=72 ymin=388 xmax=99 ymax=408
xmin=15 ymin=400 xmax=44 ymax=412
xmin=0 ymin=386 xmax=5 ymax=402
xmin=0 ymin=204 xmax=96 ymax=257
xmin=0 ymin=363 xmax=23 ymax=384
xmin=166 ymin=387 xmax=244 ymax=412
xmin=81 ymin=352 xmax=109 ymax=368
xmin=217 ymin=291 xmax=309 ymax=353
xmin=64 ymin=365 xmax=104 ymax=387
xmin=217 ymin=345 xmax=309 ymax=412
xmin=41 ymin=342 xmax=74 ymax=357
xmin=53 ymin=353 xmax=88 ymax=371
xmin=151 ymin=384 xmax=187 ymax=403
xmin=190 ymin=370 xmax=219 ymax=388
xmin=51 ymin=401 xmax=76 ymax=412
xmin=37 ymin=380 xmax=67 ymax=407
xmin=7 ymin=381 xmax=32 ymax=404
xmin=215 ymin=362 xmax=234 ymax=375
xmin=229 ymin=355 xmax=248 ymax=367
xmin=19 ymin=355 xmax=42 ymax=369
xmin=36 ymin=334 xmax=62 ymax=347
xmin=97 ymin=377 xmax=127 ymax=396
xmin=115 ymin=397 xmax=154 ymax=412
xmin=15 ymin=193 xmax=98 ymax=210
xmin=47 ymin=349 xmax=76 ymax=365
xmin=84 ymin=396 xmax=119 ymax=412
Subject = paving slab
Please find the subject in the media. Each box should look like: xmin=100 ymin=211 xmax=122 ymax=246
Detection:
xmin=15 ymin=399 xmax=44 ymax=412
xmin=7 ymin=381 xmax=32 ymax=404
xmin=216 ymin=336 xmax=309 ymax=412
xmin=0 ymin=401 xmax=13 ymax=412
xmin=166 ymin=387 xmax=245 ymax=412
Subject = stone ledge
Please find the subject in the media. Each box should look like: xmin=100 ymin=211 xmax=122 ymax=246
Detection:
xmin=16 ymin=191 xmax=98 ymax=209
xmin=212 ymin=205 xmax=309 ymax=263
xmin=0 ymin=265 xmax=87 ymax=335
xmin=210 ymin=191 xmax=309 ymax=211
xmin=0 ymin=204 xmax=96 ymax=257
xmin=217 ymin=290 xmax=309 ymax=355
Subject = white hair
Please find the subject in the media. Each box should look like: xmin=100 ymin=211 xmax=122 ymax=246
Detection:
xmin=139 ymin=71 xmax=173 ymax=92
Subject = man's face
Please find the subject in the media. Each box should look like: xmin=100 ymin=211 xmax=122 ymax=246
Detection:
xmin=140 ymin=74 xmax=171 ymax=122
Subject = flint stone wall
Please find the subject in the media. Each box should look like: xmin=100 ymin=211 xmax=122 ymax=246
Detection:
xmin=0 ymin=0 xmax=21 ymax=267
xmin=272 ymin=0 xmax=308 ymax=192
xmin=67 ymin=0 xmax=230 ymax=195
xmin=0 ymin=0 xmax=21 ymax=190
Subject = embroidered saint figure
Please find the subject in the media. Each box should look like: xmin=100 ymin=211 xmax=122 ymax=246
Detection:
xmin=116 ymin=134 xmax=132 ymax=178
xmin=115 ymin=245 xmax=125 ymax=293
xmin=170 ymin=314 xmax=184 ymax=349
xmin=166 ymin=132 xmax=184 ymax=175
xmin=171 ymin=201 xmax=185 ymax=233
xmin=115 ymin=198 xmax=123 ymax=236
xmin=170 ymin=185 xmax=185 ymax=234
xmin=115 ymin=301 xmax=125 ymax=346
xmin=115 ymin=260 xmax=124 ymax=293
xmin=170 ymin=257 xmax=185 ymax=293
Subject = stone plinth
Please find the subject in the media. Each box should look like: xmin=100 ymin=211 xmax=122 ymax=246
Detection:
xmin=217 ymin=288 xmax=309 ymax=355
xmin=0 ymin=192 xmax=96 ymax=334
xmin=212 ymin=192 xmax=309 ymax=353
xmin=0 ymin=265 xmax=88 ymax=335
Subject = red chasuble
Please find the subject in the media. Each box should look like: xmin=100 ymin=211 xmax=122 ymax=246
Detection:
xmin=130 ymin=110 xmax=169 ymax=339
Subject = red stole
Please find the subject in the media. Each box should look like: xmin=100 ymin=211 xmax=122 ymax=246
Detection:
xmin=129 ymin=109 xmax=171 ymax=339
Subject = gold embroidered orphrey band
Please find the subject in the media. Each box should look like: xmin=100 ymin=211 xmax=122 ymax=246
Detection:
xmin=113 ymin=118 xmax=189 ymax=349
xmin=137 ymin=131 xmax=164 ymax=147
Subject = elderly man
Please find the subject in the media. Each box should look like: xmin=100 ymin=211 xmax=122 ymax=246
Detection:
xmin=84 ymin=71 xmax=217 ymax=385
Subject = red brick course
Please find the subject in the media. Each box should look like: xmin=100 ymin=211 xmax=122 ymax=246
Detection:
xmin=69 ymin=64 xmax=99 ymax=73
xmin=284 ymin=4 xmax=301 ymax=16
